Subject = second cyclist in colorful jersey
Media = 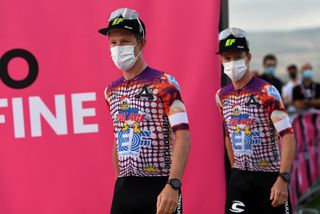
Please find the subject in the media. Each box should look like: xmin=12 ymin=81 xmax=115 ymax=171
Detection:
xmin=216 ymin=76 xmax=294 ymax=172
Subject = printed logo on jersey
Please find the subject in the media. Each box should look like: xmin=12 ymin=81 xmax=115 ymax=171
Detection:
xmin=231 ymin=126 xmax=261 ymax=155
xmin=117 ymin=127 xmax=152 ymax=158
xmin=257 ymin=160 xmax=270 ymax=167
xmin=245 ymin=94 xmax=261 ymax=107
xmin=228 ymin=105 xmax=255 ymax=126
xmin=116 ymin=96 xmax=152 ymax=158
xmin=229 ymin=200 xmax=245 ymax=213
xmin=116 ymin=96 xmax=148 ymax=123
xmin=144 ymin=165 xmax=160 ymax=173
xmin=166 ymin=74 xmax=180 ymax=90
xmin=135 ymin=85 xmax=154 ymax=101
xmin=266 ymin=85 xmax=281 ymax=101
xmin=229 ymin=106 xmax=261 ymax=155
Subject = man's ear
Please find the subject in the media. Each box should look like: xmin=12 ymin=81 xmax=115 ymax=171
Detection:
xmin=140 ymin=38 xmax=146 ymax=51
xmin=246 ymin=52 xmax=252 ymax=62
xmin=219 ymin=53 xmax=225 ymax=62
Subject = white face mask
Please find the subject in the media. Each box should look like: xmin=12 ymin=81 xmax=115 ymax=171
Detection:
xmin=223 ymin=59 xmax=247 ymax=81
xmin=110 ymin=45 xmax=141 ymax=71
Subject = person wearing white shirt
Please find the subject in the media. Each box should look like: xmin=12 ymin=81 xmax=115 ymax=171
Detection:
xmin=282 ymin=64 xmax=300 ymax=114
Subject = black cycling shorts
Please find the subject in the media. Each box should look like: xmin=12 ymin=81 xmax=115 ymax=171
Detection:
xmin=111 ymin=176 xmax=183 ymax=214
xmin=225 ymin=168 xmax=292 ymax=214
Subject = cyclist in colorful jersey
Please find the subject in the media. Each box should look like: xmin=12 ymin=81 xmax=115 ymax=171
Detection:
xmin=215 ymin=28 xmax=296 ymax=214
xmin=99 ymin=8 xmax=190 ymax=214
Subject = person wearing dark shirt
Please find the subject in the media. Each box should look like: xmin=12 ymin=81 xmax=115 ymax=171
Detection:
xmin=260 ymin=54 xmax=283 ymax=94
xmin=293 ymin=63 xmax=320 ymax=110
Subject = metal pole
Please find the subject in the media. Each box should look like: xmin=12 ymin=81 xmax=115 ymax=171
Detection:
xmin=219 ymin=0 xmax=229 ymax=87
xmin=219 ymin=0 xmax=232 ymax=192
xmin=219 ymin=0 xmax=229 ymax=32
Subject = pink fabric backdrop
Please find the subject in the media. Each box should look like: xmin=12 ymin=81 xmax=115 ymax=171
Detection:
xmin=0 ymin=0 xmax=224 ymax=213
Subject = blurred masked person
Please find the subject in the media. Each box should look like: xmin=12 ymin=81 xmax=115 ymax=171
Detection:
xmin=282 ymin=64 xmax=300 ymax=113
xmin=260 ymin=54 xmax=283 ymax=94
xmin=293 ymin=63 xmax=320 ymax=110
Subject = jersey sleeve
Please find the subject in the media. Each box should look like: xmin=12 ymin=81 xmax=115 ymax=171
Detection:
xmin=215 ymin=89 xmax=230 ymax=138
xmin=159 ymin=74 xmax=189 ymax=132
xmin=215 ymin=89 xmax=223 ymax=116
xmin=104 ymin=85 xmax=111 ymax=108
xmin=263 ymin=84 xmax=293 ymax=137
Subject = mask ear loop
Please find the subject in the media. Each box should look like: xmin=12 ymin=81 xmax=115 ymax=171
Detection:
xmin=132 ymin=42 xmax=146 ymax=69
xmin=134 ymin=44 xmax=143 ymax=59
xmin=127 ymin=43 xmax=143 ymax=64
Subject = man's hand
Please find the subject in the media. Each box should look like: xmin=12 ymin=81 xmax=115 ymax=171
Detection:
xmin=156 ymin=184 xmax=179 ymax=214
xmin=270 ymin=177 xmax=289 ymax=207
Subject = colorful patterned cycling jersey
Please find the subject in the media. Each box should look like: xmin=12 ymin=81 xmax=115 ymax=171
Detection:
xmin=105 ymin=66 xmax=189 ymax=177
xmin=216 ymin=77 xmax=294 ymax=172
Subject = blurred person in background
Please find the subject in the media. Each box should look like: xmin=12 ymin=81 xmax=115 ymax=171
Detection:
xmin=260 ymin=54 xmax=283 ymax=94
xmin=282 ymin=64 xmax=300 ymax=113
xmin=292 ymin=63 xmax=320 ymax=110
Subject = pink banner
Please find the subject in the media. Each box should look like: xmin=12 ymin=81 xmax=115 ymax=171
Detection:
xmin=0 ymin=1 xmax=224 ymax=213
xmin=290 ymin=112 xmax=320 ymax=206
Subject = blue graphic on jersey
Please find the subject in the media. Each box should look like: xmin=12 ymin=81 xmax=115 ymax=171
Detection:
xmin=228 ymin=107 xmax=256 ymax=126
xmin=119 ymin=107 xmax=138 ymax=114
xmin=118 ymin=108 xmax=140 ymax=120
xmin=266 ymin=86 xmax=281 ymax=101
xmin=166 ymin=74 xmax=180 ymax=91
xmin=231 ymin=130 xmax=261 ymax=155
xmin=117 ymin=128 xmax=152 ymax=157
xmin=231 ymin=113 xmax=249 ymax=120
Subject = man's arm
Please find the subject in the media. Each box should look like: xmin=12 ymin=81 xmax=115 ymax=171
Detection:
xmin=167 ymin=130 xmax=191 ymax=179
xmin=157 ymin=74 xmax=190 ymax=214
xmin=310 ymin=98 xmax=320 ymax=108
xmin=270 ymin=133 xmax=296 ymax=207
xmin=282 ymin=86 xmax=292 ymax=107
xmin=264 ymin=85 xmax=296 ymax=207
xmin=157 ymin=130 xmax=190 ymax=214
xmin=294 ymin=98 xmax=320 ymax=109
xmin=294 ymin=100 xmax=309 ymax=109
xmin=282 ymin=97 xmax=291 ymax=107
xmin=113 ymin=140 xmax=120 ymax=177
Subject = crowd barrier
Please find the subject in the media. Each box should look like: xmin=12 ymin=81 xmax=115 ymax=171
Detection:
xmin=290 ymin=111 xmax=320 ymax=207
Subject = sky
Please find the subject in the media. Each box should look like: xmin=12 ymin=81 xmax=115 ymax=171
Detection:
xmin=229 ymin=0 xmax=320 ymax=32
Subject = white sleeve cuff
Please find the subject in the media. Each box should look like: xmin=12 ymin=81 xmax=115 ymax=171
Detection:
xmin=273 ymin=117 xmax=292 ymax=133
xmin=169 ymin=112 xmax=189 ymax=127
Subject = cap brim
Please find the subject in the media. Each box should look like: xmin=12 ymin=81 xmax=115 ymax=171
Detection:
xmin=98 ymin=28 xmax=108 ymax=35
xmin=215 ymin=49 xmax=247 ymax=55
xmin=98 ymin=26 xmax=120 ymax=36
xmin=98 ymin=26 xmax=136 ymax=36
